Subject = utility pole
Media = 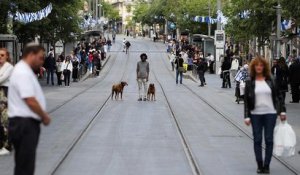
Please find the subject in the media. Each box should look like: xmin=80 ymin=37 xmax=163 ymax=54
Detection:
xmin=217 ymin=0 xmax=221 ymax=30
xmin=95 ymin=0 xmax=98 ymax=22
xmin=208 ymin=0 xmax=211 ymax=36
xmin=275 ymin=1 xmax=282 ymax=59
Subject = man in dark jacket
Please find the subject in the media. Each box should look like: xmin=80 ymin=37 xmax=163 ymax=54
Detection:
xmin=197 ymin=58 xmax=208 ymax=87
xmin=221 ymin=57 xmax=232 ymax=88
xmin=44 ymin=52 xmax=56 ymax=85
xmin=289 ymin=59 xmax=300 ymax=103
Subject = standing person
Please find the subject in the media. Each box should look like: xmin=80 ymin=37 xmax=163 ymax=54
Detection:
xmin=170 ymin=52 xmax=176 ymax=71
xmin=107 ymin=38 xmax=112 ymax=52
xmin=44 ymin=52 xmax=56 ymax=85
xmin=175 ymin=54 xmax=184 ymax=84
xmin=8 ymin=44 xmax=51 ymax=175
xmin=62 ymin=56 xmax=73 ymax=86
xmin=221 ymin=57 xmax=232 ymax=88
xmin=125 ymin=41 xmax=131 ymax=54
xmin=56 ymin=58 xmax=63 ymax=86
xmin=271 ymin=57 xmax=289 ymax=103
xmin=122 ymin=38 xmax=127 ymax=52
xmin=207 ymin=53 xmax=215 ymax=74
xmin=72 ymin=57 xmax=79 ymax=82
xmin=136 ymin=53 xmax=149 ymax=101
xmin=231 ymin=56 xmax=240 ymax=78
xmin=244 ymin=56 xmax=286 ymax=174
xmin=0 ymin=48 xmax=14 ymax=156
xmin=197 ymin=58 xmax=207 ymax=87
xmin=289 ymin=58 xmax=300 ymax=103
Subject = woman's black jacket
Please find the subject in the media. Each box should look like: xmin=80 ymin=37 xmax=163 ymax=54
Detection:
xmin=244 ymin=77 xmax=286 ymax=119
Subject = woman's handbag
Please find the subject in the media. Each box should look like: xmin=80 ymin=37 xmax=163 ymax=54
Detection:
xmin=273 ymin=121 xmax=296 ymax=157
xmin=60 ymin=74 xmax=64 ymax=81
xmin=178 ymin=67 xmax=185 ymax=73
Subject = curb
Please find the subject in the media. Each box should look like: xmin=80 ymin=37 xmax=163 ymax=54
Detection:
xmin=167 ymin=54 xmax=199 ymax=83
xmin=81 ymin=54 xmax=111 ymax=82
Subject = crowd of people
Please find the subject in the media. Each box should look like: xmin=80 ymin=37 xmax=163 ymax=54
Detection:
xmin=0 ymin=36 xmax=112 ymax=157
xmin=41 ymin=36 xmax=112 ymax=87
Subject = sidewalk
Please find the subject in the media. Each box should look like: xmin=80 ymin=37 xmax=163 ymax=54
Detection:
xmin=40 ymin=54 xmax=111 ymax=89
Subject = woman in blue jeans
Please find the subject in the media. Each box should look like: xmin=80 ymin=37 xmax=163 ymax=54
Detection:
xmin=244 ymin=56 xmax=286 ymax=174
xmin=175 ymin=54 xmax=184 ymax=84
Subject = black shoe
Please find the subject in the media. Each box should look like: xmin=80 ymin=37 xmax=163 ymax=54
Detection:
xmin=199 ymin=85 xmax=204 ymax=87
xmin=138 ymin=98 xmax=142 ymax=101
xmin=257 ymin=161 xmax=264 ymax=174
xmin=143 ymin=98 xmax=147 ymax=101
xmin=263 ymin=165 xmax=270 ymax=174
xmin=290 ymin=101 xmax=299 ymax=103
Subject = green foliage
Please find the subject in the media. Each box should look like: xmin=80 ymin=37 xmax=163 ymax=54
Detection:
xmin=0 ymin=0 xmax=84 ymax=44
xmin=133 ymin=0 xmax=218 ymax=34
xmin=101 ymin=2 xmax=121 ymax=21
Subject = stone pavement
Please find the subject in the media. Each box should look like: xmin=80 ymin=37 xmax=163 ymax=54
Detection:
xmin=0 ymin=37 xmax=298 ymax=175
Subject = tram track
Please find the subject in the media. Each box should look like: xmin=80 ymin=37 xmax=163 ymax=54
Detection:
xmin=49 ymin=45 xmax=131 ymax=175
xmin=154 ymin=42 xmax=299 ymax=175
xmin=151 ymin=67 xmax=202 ymax=175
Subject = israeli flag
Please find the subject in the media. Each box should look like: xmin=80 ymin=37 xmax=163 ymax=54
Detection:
xmin=281 ymin=20 xmax=292 ymax=31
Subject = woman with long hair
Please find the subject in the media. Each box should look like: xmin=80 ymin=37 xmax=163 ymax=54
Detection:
xmin=62 ymin=56 xmax=73 ymax=86
xmin=244 ymin=56 xmax=286 ymax=174
xmin=0 ymin=48 xmax=14 ymax=155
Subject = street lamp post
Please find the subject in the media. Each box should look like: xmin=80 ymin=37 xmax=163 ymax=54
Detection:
xmin=275 ymin=2 xmax=282 ymax=59
xmin=208 ymin=0 xmax=211 ymax=36
xmin=217 ymin=0 xmax=221 ymax=30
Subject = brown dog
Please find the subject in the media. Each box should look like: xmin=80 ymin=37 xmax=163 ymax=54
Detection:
xmin=112 ymin=81 xmax=128 ymax=100
xmin=147 ymin=83 xmax=156 ymax=101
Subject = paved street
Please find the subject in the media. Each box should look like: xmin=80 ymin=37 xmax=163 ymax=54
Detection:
xmin=0 ymin=37 xmax=299 ymax=175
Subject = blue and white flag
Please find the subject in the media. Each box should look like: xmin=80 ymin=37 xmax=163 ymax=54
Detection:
xmin=14 ymin=3 xmax=53 ymax=23
xmin=281 ymin=20 xmax=292 ymax=31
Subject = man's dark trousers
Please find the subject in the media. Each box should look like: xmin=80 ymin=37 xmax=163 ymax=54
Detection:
xmin=47 ymin=69 xmax=54 ymax=85
xmin=291 ymin=82 xmax=300 ymax=102
xmin=9 ymin=118 xmax=40 ymax=175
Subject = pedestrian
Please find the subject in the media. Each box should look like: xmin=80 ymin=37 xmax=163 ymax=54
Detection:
xmin=122 ymin=38 xmax=127 ymax=52
xmin=0 ymin=48 xmax=14 ymax=156
xmin=175 ymin=54 xmax=184 ymax=84
xmin=271 ymin=57 xmax=289 ymax=104
xmin=8 ymin=44 xmax=51 ymax=175
xmin=207 ymin=53 xmax=215 ymax=74
xmin=62 ymin=56 xmax=73 ymax=86
xmin=197 ymin=58 xmax=207 ymax=87
xmin=170 ymin=52 xmax=176 ymax=71
xmin=289 ymin=58 xmax=300 ymax=103
xmin=136 ymin=53 xmax=149 ymax=101
xmin=221 ymin=57 xmax=232 ymax=88
xmin=72 ymin=57 xmax=79 ymax=82
xmin=56 ymin=58 xmax=63 ymax=86
xmin=230 ymin=55 xmax=240 ymax=78
xmin=107 ymin=38 xmax=112 ymax=52
xmin=44 ymin=52 xmax=56 ymax=85
xmin=244 ymin=56 xmax=286 ymax=174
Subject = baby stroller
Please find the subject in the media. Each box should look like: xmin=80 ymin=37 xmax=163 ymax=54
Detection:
xmin=234 ymin=65 xmax=249 ymax=104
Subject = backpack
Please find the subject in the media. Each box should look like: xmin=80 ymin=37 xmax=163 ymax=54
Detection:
xmin=126 ymin=41 xmax=131 ymax=47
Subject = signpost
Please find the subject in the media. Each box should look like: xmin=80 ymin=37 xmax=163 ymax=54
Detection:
xmin=214 ymin=30 xmax=225 ymax=73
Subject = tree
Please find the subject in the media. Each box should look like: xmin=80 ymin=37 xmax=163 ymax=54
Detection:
xmin=0 ymin=0 xmax=84 ymax=45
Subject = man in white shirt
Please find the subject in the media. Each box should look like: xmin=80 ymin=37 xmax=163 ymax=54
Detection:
xmin=8 ymin=44 xmax=51 ymax=175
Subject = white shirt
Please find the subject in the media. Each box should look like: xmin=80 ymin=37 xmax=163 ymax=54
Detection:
xmin=251 ymin=80 xmax=276 ymax=115
xmin=8 ymin=60 xmax=46 ymax=120
xmin=62 ymin=61 xmax=73 ymax=71
xmin=231 ymin=59 xmax=239 ymax=70
xmin=0 ymin=62 xmax=14 ymax=87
